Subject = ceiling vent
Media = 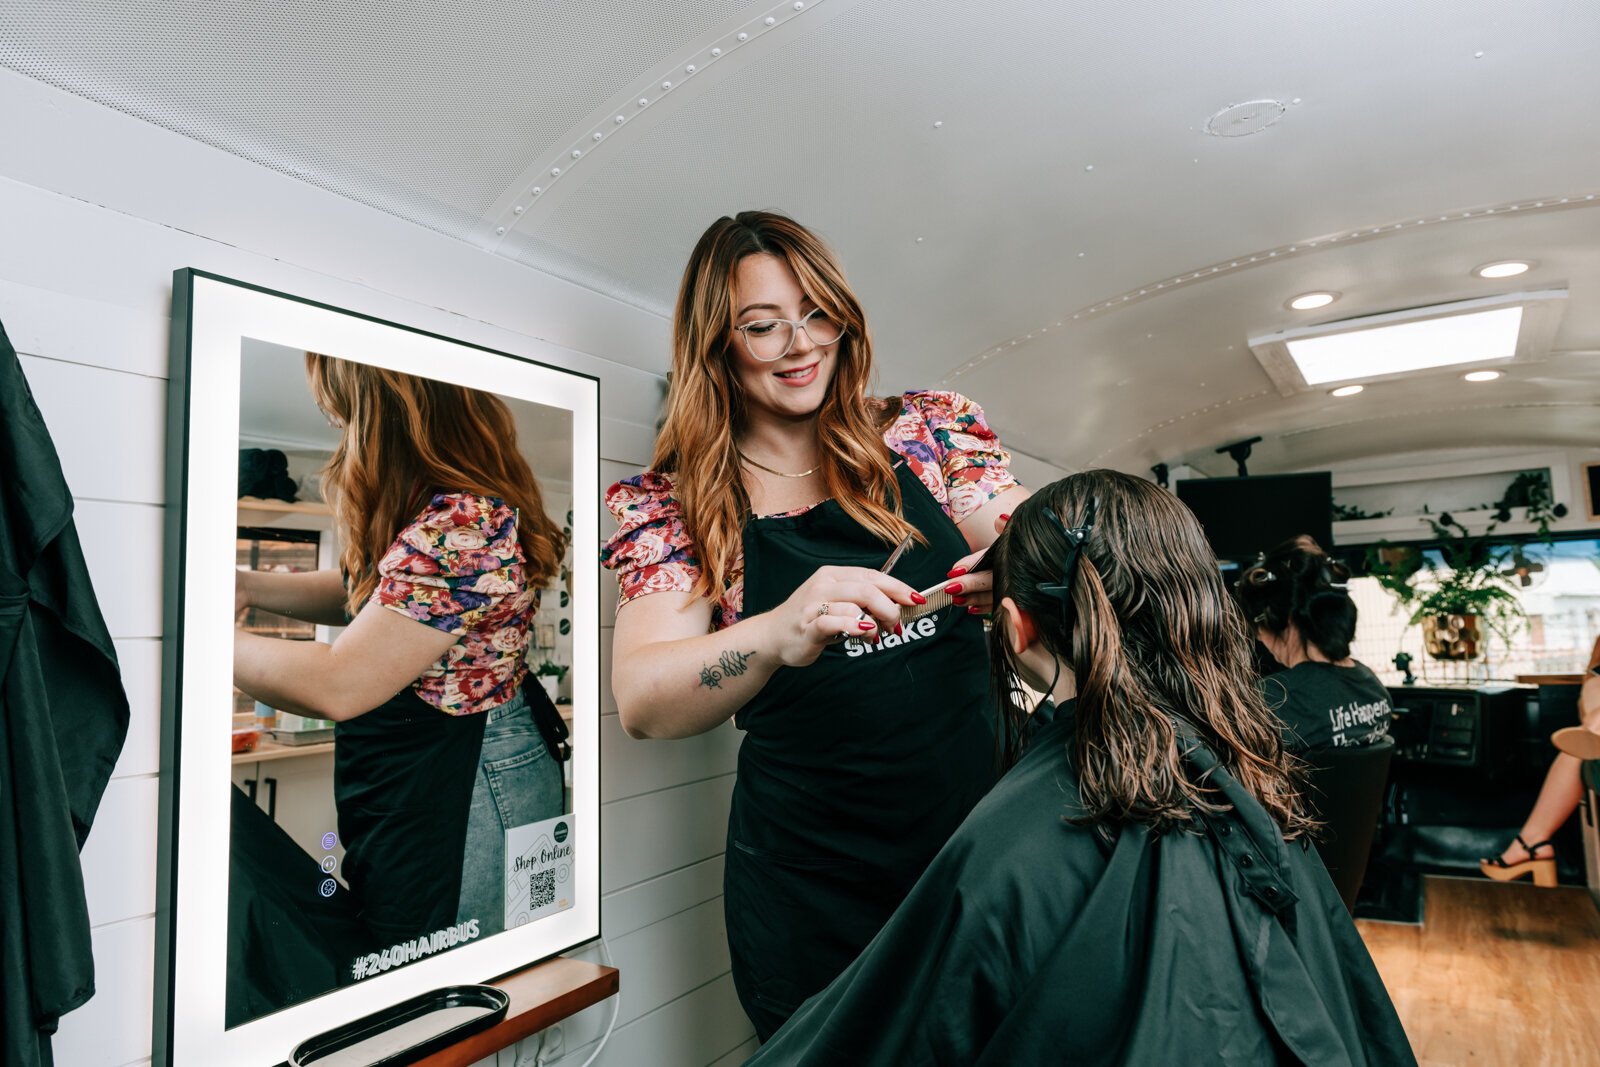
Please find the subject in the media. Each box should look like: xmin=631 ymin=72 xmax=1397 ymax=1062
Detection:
xmin=1203 ymin=99 xmax=1286 ymax=137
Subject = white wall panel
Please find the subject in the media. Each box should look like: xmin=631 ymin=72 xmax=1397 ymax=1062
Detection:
xmin=20 ymin=354 xmax=167 ymax=505
xmin=52 ymin=918 xmax=156 ymax=1067
xmin=81 ymin=776 xmax=160 ymax=928
xmin=74 ymin=500 xmax=164 ymax=640
xmin=564 ymin=974 xmax=753 ymax=1067
xmin=112 ymin=639 xmax=163 ymax=780
xmin=607 ymin=899 xmax=731 ymax=1028
xmin=601 ymin=714 xmax=742 ymax=802
xmin=601 ymin=776 xmax=735 ymax=894
xmin=0 ymin=276 xmax=170 ymax=378
xmin=602 ymin=856 xmax=724 ymax=942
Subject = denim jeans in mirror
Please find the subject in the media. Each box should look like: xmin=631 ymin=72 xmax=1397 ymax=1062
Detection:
xmin=456 ymin=689 xmax=564 ymax=934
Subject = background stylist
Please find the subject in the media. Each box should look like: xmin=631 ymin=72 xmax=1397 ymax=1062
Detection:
xmin=602 ymin=211 xmax=1024 ymax=1039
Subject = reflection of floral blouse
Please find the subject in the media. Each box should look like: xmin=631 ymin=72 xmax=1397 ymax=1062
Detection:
xmin=371 ymin=493 xmax=539 ymax=715
xmin=601 ymin=391 xmax=1019 ymax=631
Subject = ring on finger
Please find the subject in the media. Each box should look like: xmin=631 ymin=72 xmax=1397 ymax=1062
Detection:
xmin=815 ymin=602 xmax=831 ymax=621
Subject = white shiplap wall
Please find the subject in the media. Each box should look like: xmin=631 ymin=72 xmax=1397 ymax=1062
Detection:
xmin=1 ymin=69 xmax=755 ymax=1067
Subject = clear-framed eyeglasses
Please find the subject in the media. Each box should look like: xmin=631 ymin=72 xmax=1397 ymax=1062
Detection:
xmin=734 ymin=308 xmax=846 ymax=362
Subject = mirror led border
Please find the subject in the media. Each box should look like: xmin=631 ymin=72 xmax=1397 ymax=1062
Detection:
xmin=157 ymin=271 xmax=602 ymax=1067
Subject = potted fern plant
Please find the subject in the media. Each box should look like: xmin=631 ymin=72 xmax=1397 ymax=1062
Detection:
xmin=1365 ymin=515 xmax=1525 ymax=660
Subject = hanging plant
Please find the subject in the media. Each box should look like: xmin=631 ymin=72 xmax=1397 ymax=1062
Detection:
xmin=1490 ymin=470 xmax=1569 ymax=540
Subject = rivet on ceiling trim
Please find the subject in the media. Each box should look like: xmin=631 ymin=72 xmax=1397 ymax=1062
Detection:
xmin=482 ymin=0 xmax=829 ymax=245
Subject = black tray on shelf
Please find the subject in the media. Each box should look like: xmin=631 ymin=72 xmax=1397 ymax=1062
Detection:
xmin=288 ymin=984 xmax=509 ymax=1067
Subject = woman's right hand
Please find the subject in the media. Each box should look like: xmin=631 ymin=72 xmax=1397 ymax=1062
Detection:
xmin=763 ymin=565 xmax=923 ymax=668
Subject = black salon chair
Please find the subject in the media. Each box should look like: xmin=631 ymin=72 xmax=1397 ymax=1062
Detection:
xmin=1300 ymin=738 xmax=1395 ymax=913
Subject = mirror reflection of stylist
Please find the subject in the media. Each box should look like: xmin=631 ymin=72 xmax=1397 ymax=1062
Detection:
xmin=602 ymin=212 xmax=1026 ymax=1040
xmin=232 ymin=355 xmax=567 ymax=946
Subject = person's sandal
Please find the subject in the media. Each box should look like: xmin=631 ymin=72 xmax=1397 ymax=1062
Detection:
xmin=1552 ymin=727 xmax=1600 ymax=761
xmin=1479 ymin=835 xmax=1557 ymax=887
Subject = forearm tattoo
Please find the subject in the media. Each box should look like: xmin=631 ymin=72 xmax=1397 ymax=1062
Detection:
xmin=699 ymin=649 xmax=756 ymax=690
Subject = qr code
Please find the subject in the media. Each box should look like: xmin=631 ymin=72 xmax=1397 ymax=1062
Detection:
xmin=530 ymin=869 xmax=556 ymax=910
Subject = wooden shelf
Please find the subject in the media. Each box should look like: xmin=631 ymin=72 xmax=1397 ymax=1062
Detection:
xmin=238 ymin=496 xmax=333 ymax=532
xmin=237 ymin=496 xmax=332 ymax=516
xmin=232 ymin=735 xmax=336 ymax=765
xmin=412 ymin=956 xmax=619 ymax=1067
xmin=1516 ymin=673 xmax=1587 ymax=687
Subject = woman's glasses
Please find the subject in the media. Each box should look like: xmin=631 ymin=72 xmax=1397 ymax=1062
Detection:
xmin=735 ymin=308 xmax=845 ymax=362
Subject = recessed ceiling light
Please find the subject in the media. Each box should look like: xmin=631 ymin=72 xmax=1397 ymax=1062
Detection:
xmin=1463 ymin=369 xmax=1503 ymax=382
xmin=1475 ymin=260 xmax=1532 ymax=279
xmin=1288 ymin=291 xmax=1339 ymax=311
xmin=1329 ymin=384 xmax=1365 ymax=397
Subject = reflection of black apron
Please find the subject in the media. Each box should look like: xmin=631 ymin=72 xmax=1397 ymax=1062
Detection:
xmin=334 ymin=688 xmax=486 ymax=945
xmin=724 ymin=462 xmax=996 ymax=1040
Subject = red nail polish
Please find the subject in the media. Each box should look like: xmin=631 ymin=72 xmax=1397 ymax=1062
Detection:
xmin=895 ymin=623 xmax=904 ymax=636
xmin=947 ymin=566 xmax=968 ymax=578
xmin=952 ymin=595 xmax=967 ymax=605
xmin=944 ymin=582 xmax=963 ymax=595
xmin=858 ymin=620 xmax=876 ymax=631
xmin=1000 ymin=513 xmax=1011 ymax=522
xmin=910 ymin=592 xmax=927 ymax=605
xmin=967 ymin=605 xmax=983 ymax=615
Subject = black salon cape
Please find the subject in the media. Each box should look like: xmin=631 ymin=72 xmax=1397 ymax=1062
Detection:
xmin=226 ymin=786 xmax=366 ymax=1027
xmin=0 ymin=321 xmax=130 ymax=1066
xmin=748 ymin=705 xmax=1415 ymax=1066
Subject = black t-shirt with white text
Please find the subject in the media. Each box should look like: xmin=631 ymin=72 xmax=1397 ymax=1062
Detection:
xmin=1260 ymin=661 xmax=1392 ymax=753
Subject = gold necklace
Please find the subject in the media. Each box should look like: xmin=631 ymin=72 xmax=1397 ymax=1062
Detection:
xmin=737 ymin=451 xmax=820 ymax=479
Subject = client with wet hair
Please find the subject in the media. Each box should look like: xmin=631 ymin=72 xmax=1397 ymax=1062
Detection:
xmin=1236 ymin=536 xmax=1393 ymax=753
xmin=747 ymin=470 xmax=1414 ymax=1066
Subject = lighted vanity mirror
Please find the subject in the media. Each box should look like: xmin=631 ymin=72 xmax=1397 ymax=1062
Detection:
xmin=157 ymin=271 xmax=600 ymax=1066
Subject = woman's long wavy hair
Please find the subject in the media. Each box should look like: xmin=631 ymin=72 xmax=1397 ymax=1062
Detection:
xmin=653 ymin=211 xmax=917 ymax=601
xmin=986 ymin=470 xmax=1315 ymax=839
xmin=305 ymin=353 xmax=566 ymax=615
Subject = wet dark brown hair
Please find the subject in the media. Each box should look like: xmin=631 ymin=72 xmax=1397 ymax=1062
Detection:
xmin=986 ymin=470 xmax=1315 ymax=839
xmin=1235 ymin=535 xmax=1358 ymax=661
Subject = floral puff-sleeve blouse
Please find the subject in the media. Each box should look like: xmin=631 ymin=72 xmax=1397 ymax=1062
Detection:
xmin=370 ymin=492 xmax=539 ymax=715
xmin=600 ymin=390 xmax=1020 ymax=631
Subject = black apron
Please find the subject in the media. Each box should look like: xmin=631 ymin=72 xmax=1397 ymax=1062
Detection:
xmin=725 ymin=462 xmax=997 ymax=1040
xmin=334 ymin=688 xmax=486 ymax=947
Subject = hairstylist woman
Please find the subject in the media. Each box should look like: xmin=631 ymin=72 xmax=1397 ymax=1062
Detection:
xmin=602 ymin=211 xmax=1025 ymax=1039
xmin=233 ymin=354 xmax=567 ymax=945
xmin=747 ymin=472 xmax=1414 ymax=1066
xmin=1235 ymin=536 xmax=1393 ymax=754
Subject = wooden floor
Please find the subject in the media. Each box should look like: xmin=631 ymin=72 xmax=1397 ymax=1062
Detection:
xmin=1357 ymin=877 xmax=1600 ymax=1067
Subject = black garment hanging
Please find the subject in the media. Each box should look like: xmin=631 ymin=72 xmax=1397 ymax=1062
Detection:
xmin=225 ymin=785 xmax=367 ymax=1027
xmin=333 ymin=687 xmax=486 ymax=947
xmin=725 ymin=461 xmax=997 ymax=1041
xmin=747 ymin=705 xmax=1417 ymax=1066
xmin=0 ymin=320 xmax=130 ymax=1067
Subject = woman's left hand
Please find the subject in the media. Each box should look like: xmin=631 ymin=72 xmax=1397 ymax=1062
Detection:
xmin=944 ymin=508 xmax=1016 ymax=616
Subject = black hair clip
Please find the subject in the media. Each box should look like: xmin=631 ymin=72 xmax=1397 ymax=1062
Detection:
xmin=1036 ymin=497 xmax=1099 ymax=617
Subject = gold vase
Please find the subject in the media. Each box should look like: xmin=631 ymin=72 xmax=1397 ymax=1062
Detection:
xmin=1421 ymin=614 xmax=1482 ymax=660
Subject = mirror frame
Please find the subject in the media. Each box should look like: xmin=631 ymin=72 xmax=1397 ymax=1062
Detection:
xmin=155 ymin=270 xmax=602 ymax=1066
